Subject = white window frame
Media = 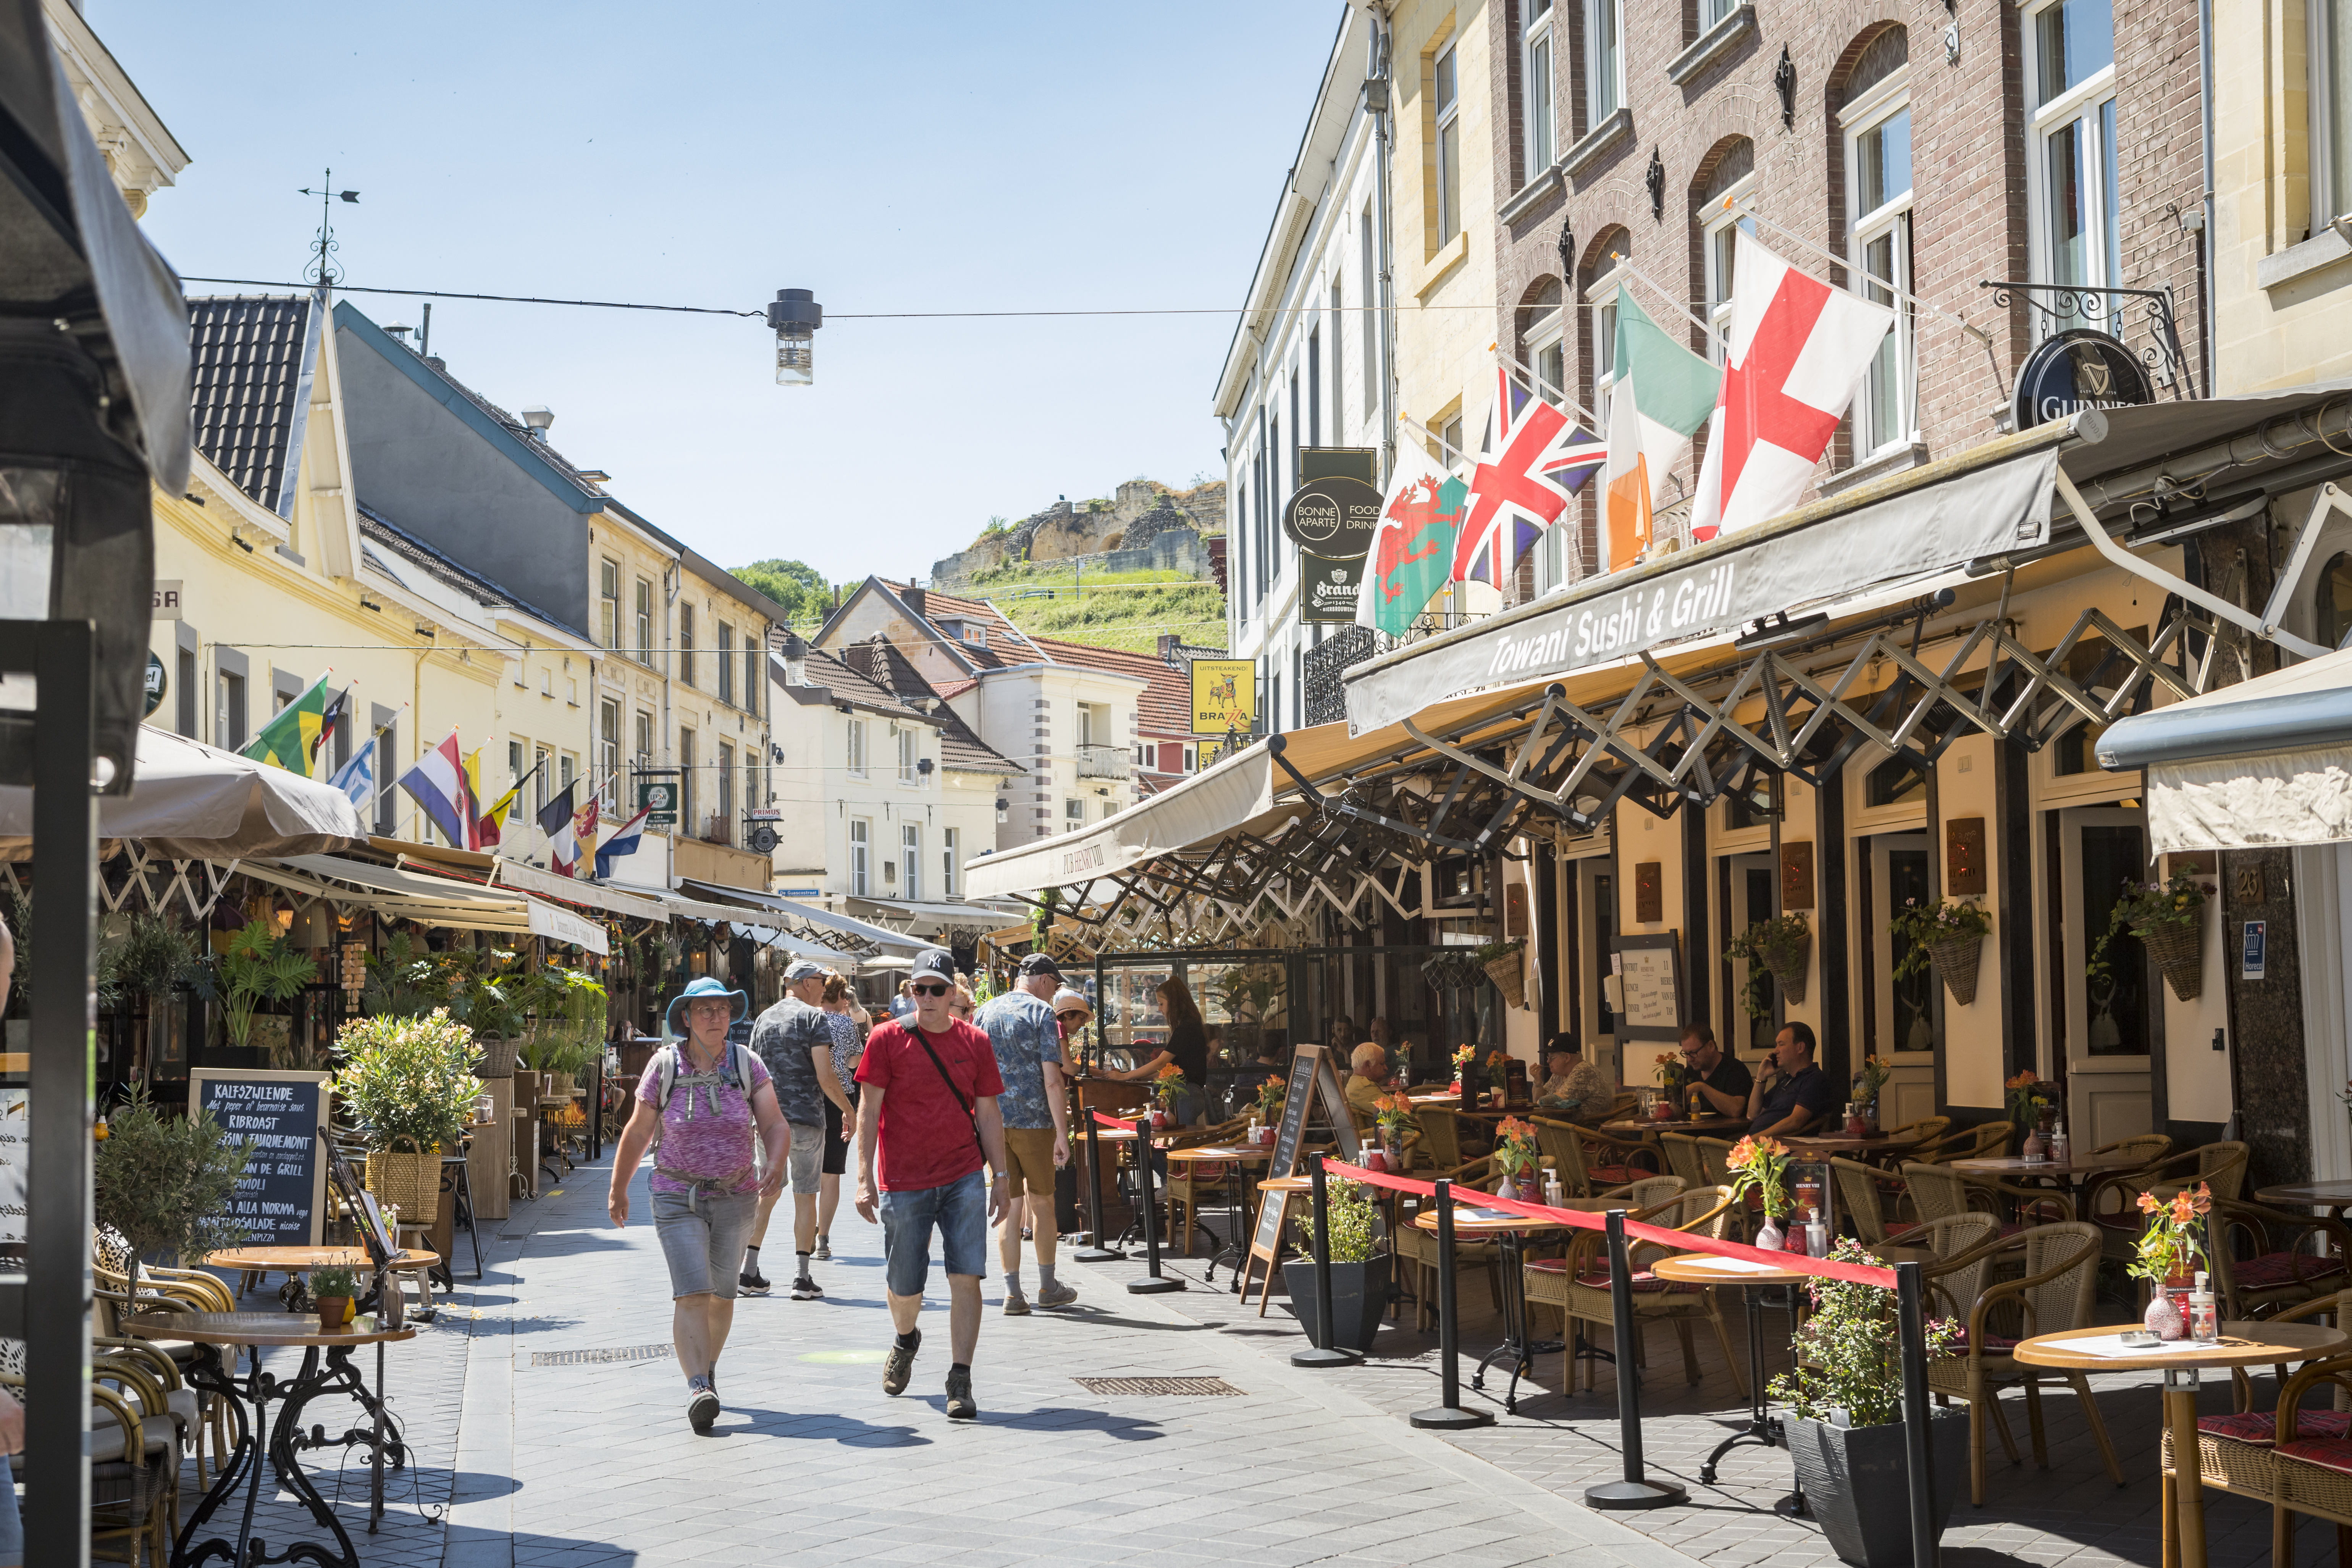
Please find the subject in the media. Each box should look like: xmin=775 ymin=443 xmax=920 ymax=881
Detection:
xmin=1524 ymin=301 xmax=1572 ymax=591
xmin=2317 ymin=0 xmax=2352 ymax=228
xmin=1065 ymin=798 xmax=1084 ymax=833
xmin=1699 ymin=178 xmax=1758 ymax=364
xmin=1523 ymin=1 xmax=1556 ymax=179
xmin=1585 ymin=0 xmax=1623 ymax=131
xmin=1841 ymin=68 xmax=1916 ymax=460
xmin=1182 ymin=743 xmax=1198 ymax=773
xmin=717 ymin=741 xmax=733 ymax=827
xmin=901 ymin=822 xmax=921 ymax=901
xmin=598 ymin=701 xmax=620 ymax=812
xmin=942 ymin=826 xmax=959 ymax=898
xmin=2022 ymin=0 xmax=2119 ymax=337
xmin=849 ymin=817 xmax=870 ymax=896
xmin=599 ymin=559 xmax=619 ymax=649
xmin=1583 ymin=258 xmax=1631 ymax=397
xmin=1434 ymin=39 xmax=1462 ymax=245
xmin=897 ymin=725 xmax=919 ymax=786
xmin=845 ymin=718 xmax=867 ymax=779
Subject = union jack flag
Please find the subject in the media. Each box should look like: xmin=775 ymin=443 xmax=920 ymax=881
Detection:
xmin=1450 ymin=364 xmax=1606 ymax=585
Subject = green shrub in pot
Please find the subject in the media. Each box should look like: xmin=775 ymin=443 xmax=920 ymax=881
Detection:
xmin=1280 ymin=1177 xmax=1391 ymax=1353
xmin=332 ymin=1009 xmax=483 ymax=1225
xmin=217 ymin=919 xmax=317 ymax=1063
xmin=94 ymin=1087 xmax=253 ymax=1276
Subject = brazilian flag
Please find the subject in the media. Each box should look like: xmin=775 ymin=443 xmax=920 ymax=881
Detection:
xmin=241 ymin=672 xmax=334 ymax=775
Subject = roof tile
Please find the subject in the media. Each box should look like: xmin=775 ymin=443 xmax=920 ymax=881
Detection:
xmin=188 ymin=295 xmax=314 ymax=512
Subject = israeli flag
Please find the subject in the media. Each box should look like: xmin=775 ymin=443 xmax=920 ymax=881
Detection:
xmin=328 ymin=744 xmax=376 ymax=815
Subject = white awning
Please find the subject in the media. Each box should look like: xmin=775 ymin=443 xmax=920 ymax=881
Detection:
xmin=2098 ymin=644 xmax=2352 ymax=853
xmin=842 ymin=897 xmax=1027 ymax=930
xmin=0 ymin=725 xmax=367 ymax=862
xmin=673 ymin=877 xmax=929 ymax=953
xmin=241 ymin=854 xmax=609 ymax=954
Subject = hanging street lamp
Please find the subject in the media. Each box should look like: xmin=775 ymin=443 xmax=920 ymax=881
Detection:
xmin=767 ymin=288 xmax=822 ymax=386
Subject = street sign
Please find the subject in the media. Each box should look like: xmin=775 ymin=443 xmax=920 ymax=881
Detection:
xmin=1300 ymin=553 xmax=1367 ymax=623
xmin=143 ymin=651 xmax=166 ymax=717
xmin=1189 ymin=659 xmax=1255 ymax=736
xmin=637 ymin=778 xmax=678 ymax=827
xmin=152 ymin=580 xmax=183 ymax=620
xmin=2011 ymin=329 xmax=2154 ymax=430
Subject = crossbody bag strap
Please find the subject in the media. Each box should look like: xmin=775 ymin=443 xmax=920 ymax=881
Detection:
xmin=907 ymin=1028 xmax=985 ymax=1161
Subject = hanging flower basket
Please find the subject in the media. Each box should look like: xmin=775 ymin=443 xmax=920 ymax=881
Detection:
xmin=2140 ymin=906 xmax=2205 ymax=1002
xmin=1926 ymin=933 xmax=1984 ymax=1006
xmin=1766 ymin=932 xmax=1811 ymax=1006
xmin=1483 ymin=953 xmax=1527 ymax=1009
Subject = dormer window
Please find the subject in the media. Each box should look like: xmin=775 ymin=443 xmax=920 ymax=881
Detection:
xmin=966 ymin=625 xmax=987 ymax=646
xmin=940 ymin=617 xmax=985 ymax=647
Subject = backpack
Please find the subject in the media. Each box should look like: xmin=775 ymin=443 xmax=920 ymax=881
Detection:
xmin=648 ymin=1040 xmax=758 ymax=1151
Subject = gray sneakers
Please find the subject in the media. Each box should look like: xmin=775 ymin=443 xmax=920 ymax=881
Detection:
xmin=944 ymin=1365 xmax=978 ymax=1420
xmin=1036 ymin=1281 xmax=1078 ymax=1309
xmin=1002 ymin=1291 xmax=1031 ymax=1316
xmin=882 ymin=1329 xmax=920 ymax=1396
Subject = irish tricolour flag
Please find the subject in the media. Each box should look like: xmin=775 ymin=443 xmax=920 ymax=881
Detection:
xmin=1602 ymin=287 xmax=1721 ymax=573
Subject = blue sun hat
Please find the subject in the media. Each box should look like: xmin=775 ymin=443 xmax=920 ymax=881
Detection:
xmin=665 ymin=974 xmax=749 ymax=1036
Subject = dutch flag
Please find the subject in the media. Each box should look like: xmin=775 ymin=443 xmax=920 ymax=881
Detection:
xmin=594 ymin=805 xmax=652 ymax=879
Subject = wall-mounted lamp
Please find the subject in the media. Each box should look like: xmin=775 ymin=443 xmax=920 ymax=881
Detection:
xmin=1774 ymin=46 xmax=1797 ymax=127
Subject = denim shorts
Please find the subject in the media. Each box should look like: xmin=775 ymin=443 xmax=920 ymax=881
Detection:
xmin=877 ymin=1169 xmax=987 ymax=1297
xmin=786 ymin=1122 xmax=824 ymax=1195
xmin=0 ymin=1452 xmax=18 ymax=1568
xmin=651 ymin=1185 xmax=757 ymax=1299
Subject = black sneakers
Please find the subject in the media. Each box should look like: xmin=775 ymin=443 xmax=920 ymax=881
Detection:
xmin=687 ymin=1381 xmax=719 ymax=1434
xmin=790 ymin=1274 xmax=822 ymax=1301
xmin=738 ymin=1261 xmax=771 ymax=1296
xmin=882 ymin=1329 xmax=920 ymax=1396
xmin=944 ymin=1365 xmax=978 ymax=1420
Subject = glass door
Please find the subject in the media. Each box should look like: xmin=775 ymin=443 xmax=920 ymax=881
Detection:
xmin=2059 ymin=805 xmax=2155 ymax=1143
xmin=1868 ymin=835 xmax=1940 ymax=1128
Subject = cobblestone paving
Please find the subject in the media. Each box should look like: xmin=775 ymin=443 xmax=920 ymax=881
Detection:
xmin=1081 ymin=1199 xmax=2337 ymax=1568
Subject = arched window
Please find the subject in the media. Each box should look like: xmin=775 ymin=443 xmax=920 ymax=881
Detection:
xmin=1518 ymin=276 xmax=1572 ymax=590
xmin=2319 ymin=552 xmax=2352 ymax=651
xmin=1839 ymin=26 xmax=1913 ymax=460
xmin=1696 ymin=139 xmax=1756 ymax=362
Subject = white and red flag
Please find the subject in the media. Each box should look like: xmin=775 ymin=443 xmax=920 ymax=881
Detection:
xmin=1688 ymin=230 xmax=1893 ymax=542
xmin=1450 ymin=364 xmax=1605 ymax=586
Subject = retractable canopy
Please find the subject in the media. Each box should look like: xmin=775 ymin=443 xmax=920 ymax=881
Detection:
xmin=0 ymin=726 xmax=365 ymax=861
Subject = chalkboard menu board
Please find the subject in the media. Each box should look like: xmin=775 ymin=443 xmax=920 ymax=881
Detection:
xmin=1243 ymin=1046 xmax=1331 ymax=1300
xmin=192 ymin=1069 xmax=331 ymax=1247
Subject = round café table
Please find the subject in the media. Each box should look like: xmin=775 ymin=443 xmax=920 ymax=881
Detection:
xmin=1948 ymin=1151 xmax=2150 ymax=1222
xmin=2256 ymin=1180 xmax=2352 ymax=1221
xmin=1163 ymin=1144 xmax=1271 ymax=1284
xmin=2014 ymin=1320 xmax=2350 ymax=1568
xmin=1412 ymin=1205 xmax=1569 ymax=1413
xmin=121 ymin=1310 xmax=416 ymax=1568
xmin=1597 ymin=1114 xmax=1746 ymax=1140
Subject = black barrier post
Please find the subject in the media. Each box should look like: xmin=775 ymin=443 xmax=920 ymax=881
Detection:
xmin=1074 ymin=1114 xmax=1123 ymax=1263
xmin=1410 ymin=1179 xmax=1493 ymax=1429
xmin=1128 ymin=1115 xmax=1184 ymax=1294
xmin=1292 ymin=1153 xmax=1359 ymax=1368
xmin=1897 ymin=1259 xmax=1938 ymax=1568
xmin=1584 ymin=1209 xmax=1688 ymax=1510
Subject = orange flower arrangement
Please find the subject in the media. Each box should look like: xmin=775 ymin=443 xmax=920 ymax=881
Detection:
xmin=2129 ymin=1181 xmax=2213 ymax=1282
xmin=1151 ymin=1061 xmax=1189 ymax=1108
xmin=1493 ymin=1116 xmax=1539 ymax=1177
xmin=1371 ymin=1092 xmax=1418 ymax=1139
xmin=1725 ymin=1134 xmax=1793 ymax=1215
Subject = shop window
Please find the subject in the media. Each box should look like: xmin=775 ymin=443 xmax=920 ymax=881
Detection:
xmin=1866 ymin=751 xmax=1929 ymax=807
xmin=2079 ymin=822 xmax=2149 ymax=1055
xmin=1885 ymin=847 xmax=1935 ymax=1051
xmin=2318 ymin=552 xmax=2352 ymax=651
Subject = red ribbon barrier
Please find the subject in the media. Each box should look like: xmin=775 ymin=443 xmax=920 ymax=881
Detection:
xmin=1091 ymin=1110 xmax=1137 ymax=1130
xmin=1322 ymin=1159 xmax=1897 ymax=1290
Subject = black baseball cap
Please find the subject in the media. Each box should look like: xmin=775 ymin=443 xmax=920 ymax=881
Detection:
xmin=911 ymin=948 xmax=956 ymax=983
xmin=1017 ymin=953 xmax=1063 ymax=980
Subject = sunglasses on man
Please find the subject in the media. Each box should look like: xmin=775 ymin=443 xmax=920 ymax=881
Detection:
xmin=911 ymin=980 xmax=953 ymax=997
xmin=1057 ymin=1009 xmax=1089 ymax=1024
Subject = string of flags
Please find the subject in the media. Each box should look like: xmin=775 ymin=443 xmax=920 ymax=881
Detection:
xmin=1359 ymin=231 xmax=1893 ymax=638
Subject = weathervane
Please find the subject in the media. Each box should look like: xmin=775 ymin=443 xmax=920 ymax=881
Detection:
xmin=296 ymin=169 xmax=360 ymax=286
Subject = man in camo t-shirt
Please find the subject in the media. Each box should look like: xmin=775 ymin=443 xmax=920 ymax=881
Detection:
xmin=745 ymin=960 xmax=842 ymax=1300
xmin=972 ymin=953 xmax=1075 ymax=1313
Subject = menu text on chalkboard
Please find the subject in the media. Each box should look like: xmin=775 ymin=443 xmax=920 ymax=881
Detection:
xmin=193 ymin=1069 xmax=329 ymax=1247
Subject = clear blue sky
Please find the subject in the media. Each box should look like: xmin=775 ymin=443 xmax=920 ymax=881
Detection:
xmin=98 ymin=1 xmax=1341 ymax=583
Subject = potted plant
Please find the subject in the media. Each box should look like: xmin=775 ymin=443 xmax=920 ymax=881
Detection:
xmin=2090 ymin=866 xmax=2216 ymax=1002
xmin=331 ymin=1008 xmax=482 ymax=1234
xmin=1889 ymin=898 xmax=1994 ymax=1006
xmin=108 ymin=913 xmax=212 ymax=1075
xmin=1254 ymin=1075 xmax=1285 ymax=1141
xmin=1725 ymin=912 xmax=1812 ymax=1014
xmin=2129 ymin=1182 xmax=2213 ymax=1337
xmin=217 ymin=919 xmax=318 ymax=1067
xmin=1280 ymin=1177 xmax=1391 ymax=1354
xmin=518 ymin=961 xmax=608 ymax=1096
xmin=308 ymin=1256 xmax=362 ymax=1334
xmin=1472 ymin=938 xmax=1527 ymax=1008
xmin=1770 ymin=1235 xmax=1966 ymax=1568
xmin=93 ymin=1088 xmax=253 ymax=1279
xmin=1726 ymin=1134 xmax=1795 ymax=1248
xmin=1850 ymin=1055 xmax=1892 ymax=1130
xmin=1491 ymin=1116 xmax=1539 ymax=1201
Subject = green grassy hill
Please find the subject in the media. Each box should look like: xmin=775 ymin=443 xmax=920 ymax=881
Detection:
xmin=966 ymin=562 xmax=1226 ymax=655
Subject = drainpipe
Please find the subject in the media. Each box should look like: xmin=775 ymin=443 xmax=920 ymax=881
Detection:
xmin=1370 ymin=5 xmax=1398 ymax=486
xmin=2195 ymin=0 xmax=2217 ymax=399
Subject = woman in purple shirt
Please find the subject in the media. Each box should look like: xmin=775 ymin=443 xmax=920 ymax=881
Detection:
xmin=609 ymin=976 xmax=790 ymax=1433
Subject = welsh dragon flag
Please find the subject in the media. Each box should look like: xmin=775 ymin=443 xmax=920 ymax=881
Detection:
xmin=1358 ymin=442 xmax=1469 ymax=638
xmin=1602 ymin=287 xmax=1721 ymax=572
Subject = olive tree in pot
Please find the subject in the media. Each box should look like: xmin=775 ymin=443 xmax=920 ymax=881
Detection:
xmin=94 ymin=1088 xmax=254 ymax=1282
xmin=1770 ymin=1237 xmax=1966 ymax=1568
xmin=331 ymin=1009 xmax=483 ymax=1234
xmin=1280 ymin=1177 xmax=1391 ymax=1354
xmin=109 ymin=913 xmax=213 ymax=1074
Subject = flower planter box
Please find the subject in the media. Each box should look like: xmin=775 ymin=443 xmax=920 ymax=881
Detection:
xmin=1281 ymin=1255 xmax=1392 ymax=1356
xmin=1787 ymin=1406 xmax=1968 ymax=1568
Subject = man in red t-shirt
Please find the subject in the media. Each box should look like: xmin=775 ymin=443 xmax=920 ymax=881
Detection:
xmin=855 ymin=947 xmax=1011 ymax=1421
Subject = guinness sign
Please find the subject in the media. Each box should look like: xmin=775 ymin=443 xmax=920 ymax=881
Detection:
xmin=2011 ymin=329 xmax=2155 ymax=430
xmin=1282 ymin=475 xmax=1381 ymax=559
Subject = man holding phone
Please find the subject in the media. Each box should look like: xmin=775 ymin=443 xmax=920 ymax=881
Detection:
xmin=855 ymin=948 xmax=1012 ymax=1421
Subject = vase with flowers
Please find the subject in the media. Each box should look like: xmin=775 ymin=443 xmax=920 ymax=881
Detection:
xmin=1654 ymin=1053 xmax=1689 ymax=1121
xmin=2129 ymin=1182 xmax=2213 ymax=1339
xmin=1151 ymin=1063 xmax=1189 ymax=1129
xmin=1371 ymin=1092 xmax=1416 ymax=1169
xmin=1491 ymin=1116 xmax=1539 ymax=1201
xmin=1484 ymin=1050 xmax=1510 ymax=1108
xmin=2005 ymin=1069 xmax=2056 ymax=1159
xmin=1451 ymin=1045 xmax=1478 ymax=1110
xmin=1726 ymin=1135 xmax=1794 ymax=1249
xmin=1850 ymin=1055 xmax=1890 ymax=1131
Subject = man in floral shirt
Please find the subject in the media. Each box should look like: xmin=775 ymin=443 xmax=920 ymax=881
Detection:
xmin=972 ymin=953 xmax=1074 ymax=1314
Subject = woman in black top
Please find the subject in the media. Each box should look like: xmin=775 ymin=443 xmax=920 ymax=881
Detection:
xmin=1104 ymin=977 xmax=1211 ymax=1125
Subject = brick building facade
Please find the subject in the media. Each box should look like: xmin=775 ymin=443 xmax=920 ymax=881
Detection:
xmin=1482 ymin=0 xmax=2208 ymax=586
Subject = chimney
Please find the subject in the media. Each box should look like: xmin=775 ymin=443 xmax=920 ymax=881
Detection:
xmin=1157 ymin=633 xmax=1179 ymax=664
xmin=903 ymin=582 xmax=926 ymax=620
xmin=780 ymin=631 xmax=809 ymax=686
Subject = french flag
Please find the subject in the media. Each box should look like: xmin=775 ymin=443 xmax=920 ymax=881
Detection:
xmin=594 ymin=806 xmax=651 ymax=879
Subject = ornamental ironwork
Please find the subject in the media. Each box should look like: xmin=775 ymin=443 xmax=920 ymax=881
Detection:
xmin=1980 ymin=280 xmax=2195 ymax=398
xmin=1304 ymin=626 xmax=1378 ymax=727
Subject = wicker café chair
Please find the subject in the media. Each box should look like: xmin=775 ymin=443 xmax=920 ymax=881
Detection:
xmin=2084 ymin=1142 xmax=2252 ymax=1268
xmin=1163 ymin=1115 xmax=1254 ymax=1257
xmin=1659 ymin=1132 xmax=1709 ymax=1192
xmin=1925 ymin=1221 xmax=2124 ymax=1506
xmin=1393 ymin=1158 xmax=1504 ymax=1330
xmin=83 ymin=1350 xmax=186 ymax=1568
xmin=1887 ymin=1114 xmax=1953 ymax=1146
xmin=1536 ymin=1183 xmax=1747 ymax=1397
xmin=1532 ymin=1116 xmax=1653 ymax=1199
xmin=1695 ymin=1137 xmax=1738 ymax=1188
xmin=2209 ymin=1198 xmax=2352 ymax=1324
xmin=1914 ymin=1121 xmax=2014 ymax=1166
xmin=1832 ymin=1156 xmax=1919 ymax=1247
xmin=1522 ymin=1174 xmax=1684 ymax=1339
xmin=2261 ymin=1349 xmax=2352 ymax=1565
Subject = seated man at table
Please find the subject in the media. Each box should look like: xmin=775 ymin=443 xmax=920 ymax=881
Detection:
xmin=1678 ymin=1022 xmax=1753 ymax=1116
xmin=1748 ymin=1022 xmax=1835 ymax=1137
xmin=1536 ymin=1036 xmax=1609 ymax=1113
xmin=1344 ymin=1043 xmax=1391 ymax=1118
